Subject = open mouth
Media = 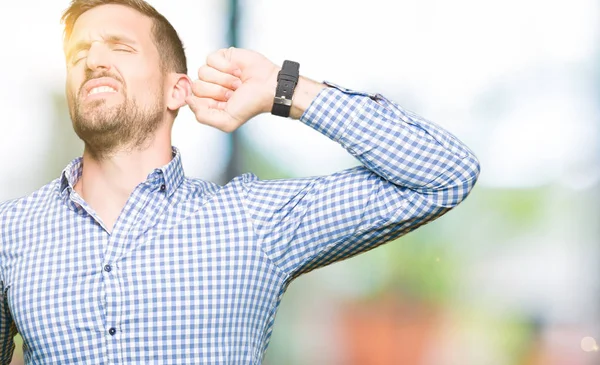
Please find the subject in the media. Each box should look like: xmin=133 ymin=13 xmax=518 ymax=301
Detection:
xmin=82 ymin=77 xmax=121 ymax=99
xmin=88 ymin=86 xmax=117 ymax=96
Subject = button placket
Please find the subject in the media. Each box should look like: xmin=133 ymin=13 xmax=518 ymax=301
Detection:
xmin=103 ymin=235 xmax=124 ymax=363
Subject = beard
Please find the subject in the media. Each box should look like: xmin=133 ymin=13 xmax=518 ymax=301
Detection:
xmin=69 ymin=71 xmax=165 ymax=160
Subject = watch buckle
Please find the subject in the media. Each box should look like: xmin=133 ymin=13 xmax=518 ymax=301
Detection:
xmin=274 ymin=96 xmax=293 ymax=106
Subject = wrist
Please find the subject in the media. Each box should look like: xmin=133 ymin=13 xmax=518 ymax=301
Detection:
xmin=270 ymin=60 xmax=300 ymax=118
xmin=269 ymin=60 xmax=327 ymax=119
xmin=289 ymin=76 xmax=327 ymax=120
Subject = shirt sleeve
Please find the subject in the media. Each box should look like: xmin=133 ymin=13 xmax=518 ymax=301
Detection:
xmin=242 ymin=83 xmax=480 ymax=279
xmin=0 ymin=280 xmax=17 ymax=365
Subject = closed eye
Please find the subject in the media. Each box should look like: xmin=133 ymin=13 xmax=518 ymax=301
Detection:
xmin=111 ymin=43 xmax=134 ymax=53
xmin=72 ymin=52 xmax=88 ymax=65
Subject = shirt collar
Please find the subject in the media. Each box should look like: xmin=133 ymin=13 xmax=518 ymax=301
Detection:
xmin=59 ymin=146 xmax=185 ymax=199
xmin=59 ymin=157 xmax=82 ymax=195
xmin=149 ymin=146 xmax=185 ymax=198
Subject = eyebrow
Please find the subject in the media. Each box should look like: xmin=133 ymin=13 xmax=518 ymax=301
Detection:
xmin=66 ymin=34 xmax=138 ymax=61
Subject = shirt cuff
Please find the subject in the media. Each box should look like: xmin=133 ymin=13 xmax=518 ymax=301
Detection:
xmin=299 ymin=81 xmax=381 ymax=144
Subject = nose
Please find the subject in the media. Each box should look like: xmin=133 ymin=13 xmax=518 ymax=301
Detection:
xmin=85 ymin=42 xmax=112 ymax=71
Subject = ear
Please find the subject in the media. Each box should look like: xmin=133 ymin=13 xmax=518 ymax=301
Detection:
xmin=166 ymin=73 xmax=192 ymax=111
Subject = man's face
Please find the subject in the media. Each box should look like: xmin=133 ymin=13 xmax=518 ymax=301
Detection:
xmin=65 ymin=4 xmax=166 ymax=156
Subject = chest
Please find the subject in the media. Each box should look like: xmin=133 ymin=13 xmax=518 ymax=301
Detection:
xmin=2 ymin=195 xmax=282 ymax=357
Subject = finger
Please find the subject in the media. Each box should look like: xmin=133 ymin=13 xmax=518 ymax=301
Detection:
xmin=191 ymin=79 xmax=233 ymax=102
xmin=206 ymin=48 xmax=242 ymax=77
xmin=186 ymin=94 xmax=226 ymax=111
xmin=197 ymin=65 xmax=242 ymax=90
xmin=186 ymin=95 xmax=236 ymax=132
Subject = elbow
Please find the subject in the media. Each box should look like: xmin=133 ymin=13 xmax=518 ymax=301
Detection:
xmin=462 ymin=153 xmax=481 ymax=196
xmin=450 ymin=152 xmax=481 ymax=206
xmin=421 ymin=152 xmax=481 ymax=208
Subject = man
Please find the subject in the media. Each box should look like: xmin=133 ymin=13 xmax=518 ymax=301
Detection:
xmin=0 ymin=0 xmax=480 ymax=363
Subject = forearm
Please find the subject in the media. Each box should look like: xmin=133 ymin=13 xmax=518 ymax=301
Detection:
xmin=299 ymin=83 xmax=480 ymax=206
xmin=0 ymin=289 xmax=16 ymax=365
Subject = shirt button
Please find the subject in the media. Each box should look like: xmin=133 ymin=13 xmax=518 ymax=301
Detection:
xmin=108 ymin=328 xmax=117 ymax=336
xmin=160 ymin=184 xmax=166 ymax=191
xmin=103 ymin=264 xmax=112 ymax=272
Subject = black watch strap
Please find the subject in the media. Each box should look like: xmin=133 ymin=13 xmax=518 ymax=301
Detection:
xmin=271 ymin=60 xmax=300 ymax=118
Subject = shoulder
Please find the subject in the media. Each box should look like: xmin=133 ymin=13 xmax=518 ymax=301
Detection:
xmin=181 ymin=173 xmax=261 ymax=195
xmin=180 ymin=175 xmax=222 ymax=196
xmin=0 ymin=179 xmax=61 ymax=228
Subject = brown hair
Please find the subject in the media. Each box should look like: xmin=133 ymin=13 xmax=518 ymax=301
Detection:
xmin=61 ymin=0 xmax=187 ymax=74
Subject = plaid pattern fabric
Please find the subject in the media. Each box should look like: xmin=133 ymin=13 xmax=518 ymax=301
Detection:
xmin=0 ymin=83 xmax=480 ymax=364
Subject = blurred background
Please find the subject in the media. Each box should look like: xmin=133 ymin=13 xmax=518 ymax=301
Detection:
xmin=1 ymin=0 xmax=598 ymax=364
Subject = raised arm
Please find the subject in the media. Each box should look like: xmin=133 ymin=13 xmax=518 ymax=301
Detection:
xmin=186 ymin=48 xmax=480 ymax=278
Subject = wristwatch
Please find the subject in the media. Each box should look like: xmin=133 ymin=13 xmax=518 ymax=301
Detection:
xmin=271 ymin=60 xmax=300 ymax=118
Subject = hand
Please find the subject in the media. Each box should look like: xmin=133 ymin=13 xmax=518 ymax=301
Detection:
xmin=186 ymin=47 xmax=279 ymax=133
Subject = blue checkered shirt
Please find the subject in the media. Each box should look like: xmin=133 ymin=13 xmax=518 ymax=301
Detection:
xmin=0 ymin=84 xmax=479 ymax=364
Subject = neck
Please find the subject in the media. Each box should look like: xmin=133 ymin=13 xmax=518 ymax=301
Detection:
xmin=74 ymin=132 xmax=173 ymax=231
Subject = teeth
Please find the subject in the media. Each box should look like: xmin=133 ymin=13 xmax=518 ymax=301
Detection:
xmin=89 ymin=86 xmax=117 ymax=95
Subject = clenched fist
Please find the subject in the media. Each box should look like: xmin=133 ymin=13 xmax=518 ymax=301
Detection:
xmin=186 ymin=47 xmax=279 ymax=133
